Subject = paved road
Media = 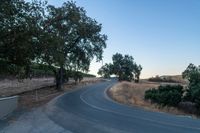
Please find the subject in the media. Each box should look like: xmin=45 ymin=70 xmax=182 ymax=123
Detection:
xmin=0 ymin=108 xmax=71 ymax=133
xmin=46 ymin=80 xmax=200 ymax=133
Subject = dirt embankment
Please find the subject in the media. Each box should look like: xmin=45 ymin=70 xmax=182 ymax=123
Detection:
xmin=108 ymin=81 xmax=196 ymax=117
xmin=21 ymin=78 xmax=104 ymax=108
xmin=0 ymin=77 xmax=103 ymax=109
xmin=0 ymin=78 xmax=55 ymax=97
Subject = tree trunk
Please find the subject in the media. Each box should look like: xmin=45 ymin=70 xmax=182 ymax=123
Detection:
xmin=54 ymin=66 xmax=64 ymax=91
xmin=55 ymin=70 xmax=60 ymax=90
xmin=135 ymin=79 xmax=139 ymax=83
xmin=135 ymin=76 xmax=140 ymax=83
xmin=118 ymin=73 xmax=122 ymax=81
xmin=59 ymin=66 xmax=64 ymax=90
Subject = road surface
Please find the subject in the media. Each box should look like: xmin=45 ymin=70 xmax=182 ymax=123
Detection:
xmin=46 ymin=80 xmax=200 ymax=133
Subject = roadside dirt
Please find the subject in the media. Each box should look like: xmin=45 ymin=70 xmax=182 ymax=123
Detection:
xmin=0 ymin=78 xmax=55 ymax=97
xmin=0 ymin=77 xmax=103 ymax=109
xmin=18 ymin=78 xmax=104 ymax=109
xmin=108 ymin=81 xmax=197 ymax=118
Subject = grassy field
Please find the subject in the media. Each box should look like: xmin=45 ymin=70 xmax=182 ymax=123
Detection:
xmin=108 ymin=79 xmax=195 ymax=117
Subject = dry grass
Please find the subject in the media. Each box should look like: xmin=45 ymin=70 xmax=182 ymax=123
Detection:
xmin=109 ymin=81 xmax=158 ymax=106
xmin=0 ymin=77 xmax=102 ymax=97
xmin=0 ymin=77 xmax=103 ymax=109
xmin=167 ymin=75 xmax=187 ymax=84
xmin=18 ymin=78 xmax=104 ymax=109
xmin=108 ymin=81 xmax=194 ymax=116
xmin=0 ymin=78 xmax=55 ymax=97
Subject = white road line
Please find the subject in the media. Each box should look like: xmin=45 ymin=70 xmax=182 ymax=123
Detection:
xmin=79 ymin=84 xmax=200 ymax=131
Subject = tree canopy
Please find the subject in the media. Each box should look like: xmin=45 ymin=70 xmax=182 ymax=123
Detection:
xmin=97 ymin=63 xmax=112 ymax=78
xmin=98 ymin=53 xmax=142 ymax=82
xmin=0 ymin=0 xmax=45 ymax=78
xmin=182 ymin=63 xmax=200 ymax=109
xmin=0 ymin=0 xmax=107 ymax=89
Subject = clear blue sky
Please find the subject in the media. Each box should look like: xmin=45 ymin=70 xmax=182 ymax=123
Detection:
xmin=47 ymin=0 xmax=200 ymax=78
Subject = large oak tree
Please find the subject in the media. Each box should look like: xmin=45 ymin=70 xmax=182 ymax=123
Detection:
xmin=41 ymin=2 xmax=107 ymax=90
xmin=0 ymin=0 xmax=107 ymax=90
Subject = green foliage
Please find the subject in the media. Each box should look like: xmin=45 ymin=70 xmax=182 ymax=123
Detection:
xmin=182 ymin=64 xmax=200 ymax=84
xmin=0 ymin=61 xmax=54 ymax=78
xmin=0 ymin=0 xmax=106 ymax=90
xmin=112 ymin=53 xmax=142 ymax=82
xmin=72 ymin=71 xmax=83 ymax=83
xmin=81 ymin=73 xmax=96 ymax=78
xmin=182 ymin=64 xmax=200 ymax=110
xmin=0 ymin=0 xmax=46 ymax=77
xmin=134 ymin=64 xmax=142 ymax=83
xmin=31 ymin=63 xmax=54 ymax=77
xmin=98 ymin=63 xmax=113 ymax=78
xmin=112 ymin=53 xmax=132 ymax=81
xmin=145 ymin=85 xmax=184 ymax=107
xmin=39 ymin=1 xmax=107 ymax=89
xmin=98 ymin=53 xmax=142 ymax=82
xmin=0 ymin=60 xmax=17 ymax=75
xmin=41 ymin=1 xmax=107 ymax=69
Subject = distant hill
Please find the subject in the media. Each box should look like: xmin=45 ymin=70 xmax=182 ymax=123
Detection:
xmin=148 ymin=75 xmax=187 ymax=84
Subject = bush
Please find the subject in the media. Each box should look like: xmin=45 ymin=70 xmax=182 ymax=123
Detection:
xmin=184 ymin=83 xmax=200 ymax=110
xmin=145 ymin=85 xmax=184 ymax=107
xmin=178 ymin=102 xmax=197 ymax=114
xmin=182 ymin=63 xmax=200 ymax=114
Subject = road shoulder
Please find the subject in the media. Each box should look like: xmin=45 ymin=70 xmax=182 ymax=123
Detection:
xmin=0 ymin=107 xmax=72 ymax=133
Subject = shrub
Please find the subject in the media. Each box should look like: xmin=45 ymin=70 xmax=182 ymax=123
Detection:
xmin=145 ymin=85 xmax=184 ymax=107
xmin=184 ymin=83 xmax=200 ymax=110
xmin=182 ymin=64 xmax=200 ymax=114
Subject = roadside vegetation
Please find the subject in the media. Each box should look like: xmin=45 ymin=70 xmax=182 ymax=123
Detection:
xmin=109 ymin=64 xmax=200 ymax=117
xmin=98 ymin=53 xmax=142 ymax=82
xmin=145 ymin=63 xmax=200 ymax=115
xmin=145 ymin=85 xmax=184 ymax=107
xmin=108 ymin=81 xmax=188 ymax=115
xmin=108 ymin=81 xmax=159 ymax=107
xmin=0 ymin=62 xmax=95 ymax=80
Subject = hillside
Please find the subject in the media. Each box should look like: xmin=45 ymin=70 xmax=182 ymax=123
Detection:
xmin=148 ymin=75 xmax=187 ymax=84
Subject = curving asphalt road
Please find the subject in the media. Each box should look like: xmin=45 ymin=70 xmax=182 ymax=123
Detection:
xmin=46 ymin=79 xmax=200 ymax=133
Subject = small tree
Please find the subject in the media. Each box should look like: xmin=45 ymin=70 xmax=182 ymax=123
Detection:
xmin=134 ymin=64 xmax=142 ymax=83
xmin=98 ymin=63 xmax=112 ymax=78
xmin=182 ymin=64 xmax=200 ymax=111
xmin=112 ymin=53 xmax=135 ymax=81
xmin=99 ymin=53 xmax=142 ymax=82
xmin=40 ymin=2 xmax=107 ymax=90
